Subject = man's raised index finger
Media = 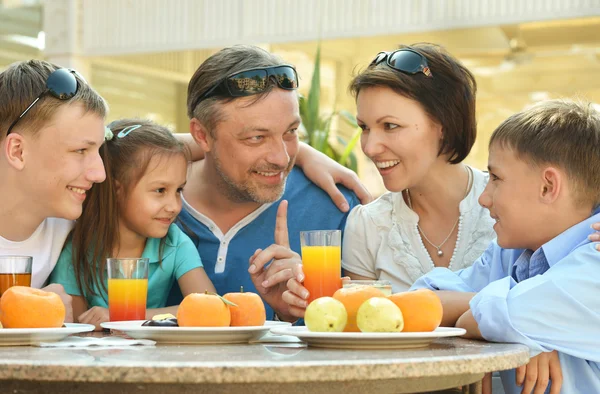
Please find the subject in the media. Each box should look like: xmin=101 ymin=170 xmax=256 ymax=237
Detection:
xmin=274 ymin=200 xmax=290 ymax=248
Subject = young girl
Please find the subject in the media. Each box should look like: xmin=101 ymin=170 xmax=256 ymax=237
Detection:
xmin=50 ymin=119 xmax=215 ymax=330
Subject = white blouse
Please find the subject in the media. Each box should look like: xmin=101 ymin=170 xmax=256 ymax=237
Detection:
xmin=342 ymin=167 xmax=496 ymax=293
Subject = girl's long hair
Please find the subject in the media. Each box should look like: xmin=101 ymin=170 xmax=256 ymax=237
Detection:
xmin=71 ymin=118 xmax=189 ymax=300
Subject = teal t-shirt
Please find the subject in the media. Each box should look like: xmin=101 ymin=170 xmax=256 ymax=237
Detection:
xmin=50 ymin=224 xmax=202 ymax=308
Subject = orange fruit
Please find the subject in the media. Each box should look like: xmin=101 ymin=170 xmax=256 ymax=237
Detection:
xmin=223 ymin=287 xmax=266 ymax=327
xmin=0 ymin=286 xmax=65 ymax=328
xmin=177 ymin=293 xmax=231 ymax=327
xmin=333 ymin=285 xmax=385 ymax=332
xmin=388 ymin=289 xmax=443 ymax=332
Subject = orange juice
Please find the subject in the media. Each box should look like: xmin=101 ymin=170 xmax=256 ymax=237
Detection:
xmin=0 ymin=273 xmax=31 ymax=296
xmin=108 ymin=278 xmax=148 ymax=321
xmin=302 ymin=245 xmax=342 ymax=304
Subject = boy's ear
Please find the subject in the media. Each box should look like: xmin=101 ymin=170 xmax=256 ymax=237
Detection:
xmin=539 ymin=166 xmax=562 ymax=204
xmin=189 ymin=118 xmax=213 ymax=153
xmin=3 ymin=134 xmax=27 ymax=171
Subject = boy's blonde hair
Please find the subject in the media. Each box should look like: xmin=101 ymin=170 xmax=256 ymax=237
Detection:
xmin=490 ymin=99 xmax=600 ymax=209
xmin=0 ymin=60 xmax=107 ymax=139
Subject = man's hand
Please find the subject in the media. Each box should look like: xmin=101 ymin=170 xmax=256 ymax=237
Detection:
xmin=41 ymin=283 xmax=73 ymax=323
xmin=248 ymin=200 xmax=303 ymax=322
xmin=297 ymin=143 xmax=372 ymax=211
xmin=516 ymin=350 xmax=562 ymax=394
xmin=78 ymin=306 xmax=110 ymax=331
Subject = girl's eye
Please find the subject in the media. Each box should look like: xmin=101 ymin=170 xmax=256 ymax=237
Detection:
xmin=490 ymin=173 xmax=500 ymax=181
xmin=384 ymin=122 xmax=399 ymax=130
xmin=288 ymin=128 xmax=298 ymax=135
xmin=177 ymin=187 xmax=185 ymax=193
xmin=75 ymin=148 xmax=86 ymax=154
xmin=358 ymin=124 xmax=368 ymax=132
xmin=155 ymin=188 xmax=166 ymax=194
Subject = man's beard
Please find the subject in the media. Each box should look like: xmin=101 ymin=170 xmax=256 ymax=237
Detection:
xmin=213 ymin=153 xmax=292 ymax=204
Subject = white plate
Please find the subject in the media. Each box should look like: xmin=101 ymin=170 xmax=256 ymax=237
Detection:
xmin=0 ymin=323 xmax=95 ymax=346
xmin=269 ymin=326 xmax=466 ymax=349
xmin=100 ymin=320 xmax=291 ymax=344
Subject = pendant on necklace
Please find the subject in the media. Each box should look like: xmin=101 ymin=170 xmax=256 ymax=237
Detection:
xmin=437 ymin=249 xmax=444 ymax=257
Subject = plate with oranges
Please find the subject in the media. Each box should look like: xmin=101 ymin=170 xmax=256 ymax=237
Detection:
xmin=0 ymin=286 xmax=95 ymax=346
xmin=101 ymin=289 xmax=290 ymax=344
xmin=0 ymin=323 xmax=96 ymax=346
xmin=269 ymin=326 xmax=466 ymax=349
xmin=101 ymin=320 xmax=290 ymax=344
xmin=270 ymin=287 xmax=466 ymax=349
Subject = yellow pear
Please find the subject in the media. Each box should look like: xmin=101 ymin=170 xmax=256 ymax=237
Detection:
xmin=304 ymin=297 xmax=347 ymax=332
xmin=356 ymin=297 xmax=404 ymax=332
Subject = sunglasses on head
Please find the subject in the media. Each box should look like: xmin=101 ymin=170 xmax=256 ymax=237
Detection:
xmin=192 ymin=65 xmax=299 ymax=110
xmin=6 ymin=68 xmax=83 ymax=135
xmin=370 ymin=48 xmax=433 ymax=78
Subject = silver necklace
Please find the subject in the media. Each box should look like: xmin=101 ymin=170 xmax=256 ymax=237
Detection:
xmin=405 ymin=166 xmax=472 ymax=258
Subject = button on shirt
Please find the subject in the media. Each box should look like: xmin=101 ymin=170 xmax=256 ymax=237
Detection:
xmin=50 ymin=224 xmax=203 ymax=309
xmin=411 ymin=210 xmax=600 ymax=394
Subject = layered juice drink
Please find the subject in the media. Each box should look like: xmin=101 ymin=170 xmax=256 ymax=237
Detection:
xmin=108 ymin=278 xmax=148 ymax=321
xmin=300 ymin=230 xmax=342 ymax=304
xmin=302 ymin=246 xmax=342 ymax=304
xmin=107 ymin=258 xmax=149 ymax=321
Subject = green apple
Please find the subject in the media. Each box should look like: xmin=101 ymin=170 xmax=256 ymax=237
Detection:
xmin=356 ymin=297 xmax=404 ymax=332
xmin=304 ymin=297 xmax=348 ymax=332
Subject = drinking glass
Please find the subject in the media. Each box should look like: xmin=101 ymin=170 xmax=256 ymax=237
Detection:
xmin=0 ymin=256 xmax=32 ymax=296
xmin=343 ymin=279 xmax=393 ymax=296
xmin=300 ymin=230 xmax=342 ymax=304
xmin=107 ymin=258 xmax=149 ymax=321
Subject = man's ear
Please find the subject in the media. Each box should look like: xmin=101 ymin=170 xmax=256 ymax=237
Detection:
xmin=3 ymin=134 xmax=27 ymax=171
xmin=190 ymin=118 xmax=213 ymax=153
xmin=539 ymin=166 xmax=562 ymax=204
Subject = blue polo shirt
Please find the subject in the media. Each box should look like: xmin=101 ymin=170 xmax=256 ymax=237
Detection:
xmin=171 ymin=167 xmax=359 ymax=317
xmin=50 ymin=224 xmax=203 ymax=308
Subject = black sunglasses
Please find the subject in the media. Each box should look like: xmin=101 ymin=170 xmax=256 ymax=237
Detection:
xmin=370 ymin=49 xmax=433 ymax=77
xmin=6 ymin=68 xmax=82 ymax=135
xmin=192 ymin=65 xmax=299 ymax=110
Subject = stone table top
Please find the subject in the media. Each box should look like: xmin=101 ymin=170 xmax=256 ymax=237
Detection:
xmin=0 ymin=337 xmax=528 ymax=385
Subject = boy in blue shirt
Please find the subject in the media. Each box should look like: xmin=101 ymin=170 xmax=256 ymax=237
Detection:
xmin=412 ymin=99 xmax=600 ymax=394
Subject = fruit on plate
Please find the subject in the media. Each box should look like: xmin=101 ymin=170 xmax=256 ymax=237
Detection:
xmin=223 ymin=286 xmax=266 ymax=327
xmin=388 ymin=289 xmax=443 ymax=332
xmin=333 ymin=285 xmax=385 ymax=332
xmin=177 ymin=292 xmax=231 ymax=327
xmin=0 ymin=286 xmax=65 ymax=328
xmin=142 ymin=313 xmax=178 ymax=327
xmin=356 ymin=297 xmax=403 ymax=333
xmin=304 ymin=297 xmax=347 ymax=332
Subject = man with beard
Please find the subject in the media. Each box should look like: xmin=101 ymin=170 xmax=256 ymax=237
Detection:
xmin=174 ymin=46 xmax=362 ymax=322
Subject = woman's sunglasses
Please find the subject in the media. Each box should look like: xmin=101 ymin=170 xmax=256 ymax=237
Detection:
xmin=370 ymin=49 xmax=433 ymax=77
xmin=192 ymin=65 xmax=299 ymax=110
xmin=6 ymin=68 xmax=82 ymax=135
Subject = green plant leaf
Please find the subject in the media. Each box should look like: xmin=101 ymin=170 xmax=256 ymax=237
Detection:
xmin=305 ymin=43 xmax=322 ymax=137
xmin=338 ymin=126 xmax=362 ymax=169
xmin=338 ymin=109 xmax=358 ymax=128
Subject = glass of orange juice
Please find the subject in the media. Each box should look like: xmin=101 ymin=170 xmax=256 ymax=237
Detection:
xmin=300 ymin=230 xmax=342 ymax=304
xmin=107 ymin=258 xmax=149 ymax=321
xmin=0 ymin=256 xmax=32 ymax=296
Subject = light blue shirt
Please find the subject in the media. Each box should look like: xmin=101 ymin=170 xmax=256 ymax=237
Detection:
xmin=50 ymin=224 xmax=203 ymax=309
xmin=171 ymin=167 xmax=359 ymax=318
xmin=411 ymin=211 xmax=600 ymax=394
